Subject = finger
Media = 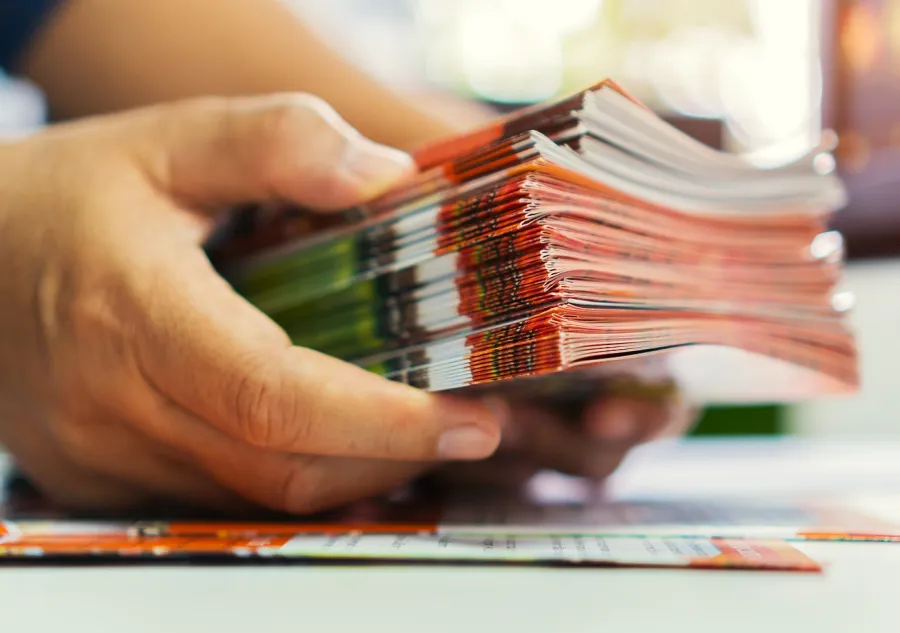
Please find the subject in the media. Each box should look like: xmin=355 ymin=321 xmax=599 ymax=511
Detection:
xmin=122 ymin=382 xmax=428 ymax=515
xmin=48 ymin=412 xmax=255 ymax=513
xmin=0 ymin=415 xmax=151 ymax=514
xmin=27 ymin=467 xmax=148 ymax=516
xmin=432 ymin=456 xmax=538 ymax=490
xmin=136 ymin=93 xmax=415 ymax=211
xmin=8 ymin=451 xmax=151 ymax=516
xmin=510 ymin=404 xmax=632 ymax=480
xmin=39 ymin=477 xmax=150 ymax=517
xmin=582 ymin=396 xmax=668 ymax=442
xmin=127 ymin=245 xmax=502 ymax=462
xmin=287 ymin=455 xmax=431 ymax=514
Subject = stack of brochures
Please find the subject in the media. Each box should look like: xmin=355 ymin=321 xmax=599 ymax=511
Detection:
xmin=210 ymin=79 xmax=858 ymax=403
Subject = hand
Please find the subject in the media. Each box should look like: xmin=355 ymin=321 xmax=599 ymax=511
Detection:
xmin=437 ymin=382 xmax=699 ymax=488
xmin=0 ymin=94 xmax=504 ymax=515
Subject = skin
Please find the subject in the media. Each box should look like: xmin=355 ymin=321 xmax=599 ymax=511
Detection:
xmin=18 ymin=0 xmax=456 ymax=149
xmin=0 ymin=95 xmax=510 ymax=514
xmin=0 ymin=0 xmax=698 ymax=513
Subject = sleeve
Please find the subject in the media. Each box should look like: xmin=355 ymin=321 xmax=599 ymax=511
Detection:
xmin=0 ymin=0 xmax=63 ymax=70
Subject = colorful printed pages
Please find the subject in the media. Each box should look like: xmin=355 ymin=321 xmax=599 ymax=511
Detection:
xmin=0 ymin=520 xmax=819 ymax=572
xmin=208 ymin=79 xmax=858 ymax=404
xmin=2 ymin=477 xmax=896 ymax=572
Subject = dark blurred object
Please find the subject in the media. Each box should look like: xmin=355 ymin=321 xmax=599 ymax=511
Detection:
xmin=1 ymin=467 xmax=63 ymax=519
xmin=659 ymin=116 xmax=724 ymax=151
xmin=692 ymin=404 xmax=783 ymax=437
xmin=822 ymin=0 xmax=900 ymax=259
xmin=487 ymin=100 xmax=724 ymax=151
xmin=4 ymin=468 xmax=39 ymax=497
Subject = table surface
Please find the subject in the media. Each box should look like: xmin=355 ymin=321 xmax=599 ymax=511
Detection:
xmin=2 ymin=437 xmax=899 ymax=633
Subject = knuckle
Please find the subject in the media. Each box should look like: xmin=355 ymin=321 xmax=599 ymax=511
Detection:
xmin=68 ymin=280 xmax=135 ymax=372
xmin=229 ymin=369 xmax=279 ymax=447
xmin=289 ymin=92 xmax=338 ymax=123
xmin=227 ymin=363 xmax=312 ymax=450
xmin=259 ymin=94 xmax=343 ymax=149
xmin=253 ymin=95 xmax=352 ymax=196
xmin=258 ymin=102 xmax=307 ymax=146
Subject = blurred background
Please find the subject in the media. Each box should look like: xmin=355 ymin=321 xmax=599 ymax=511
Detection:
xmin=1 ymin=0 xmax=898 ymax=439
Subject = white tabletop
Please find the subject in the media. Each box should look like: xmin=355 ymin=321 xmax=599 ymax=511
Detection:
xmin=2 ymin=438 xmax=899 ymax=633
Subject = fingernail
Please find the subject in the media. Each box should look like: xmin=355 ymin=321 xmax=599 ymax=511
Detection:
xmin=432 ymin=395 xmax=503 ymax=458
xmin=341 ymin=140 xmax=415 ymax=196
xmin=438 ymin=426 xmax=498 ymax=459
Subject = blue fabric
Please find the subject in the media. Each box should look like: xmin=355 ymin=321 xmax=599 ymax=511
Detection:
xmin=0 ymin=0 xmax=62 ymax=69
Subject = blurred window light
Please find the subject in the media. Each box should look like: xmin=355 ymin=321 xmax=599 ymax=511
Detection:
xmin=414 ymin=0 xmax=603 ymax=103
xmin=284 ymin=0 xmax=826 ymax=163
xmin=841 ymin=1 xmax=883 ymax=72
xmin=891 ymin=0 xmax=900 ymax=63
xmin=280 ymin=0 xmax=425 ymax=89
xmin=410 ymin=0 xmax=823 ymax=163
xmin=0 ymin=70 xmax=46 ymax=138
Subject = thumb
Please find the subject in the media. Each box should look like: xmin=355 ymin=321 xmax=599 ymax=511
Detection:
xmin=130 ymin=246 xmax=503 ymax=462
xmin=121 ymin=94 xmax=502 ymax=462
xmin=134 ymin=93 xmax=415 ymax=211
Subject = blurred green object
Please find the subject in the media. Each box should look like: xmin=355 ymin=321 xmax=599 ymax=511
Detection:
xmin=690 ymin=405 xmax=784 ymax=437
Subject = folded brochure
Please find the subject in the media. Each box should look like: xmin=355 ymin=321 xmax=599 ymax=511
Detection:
xmin=0 ymin=520 xmax=818 ymax=571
